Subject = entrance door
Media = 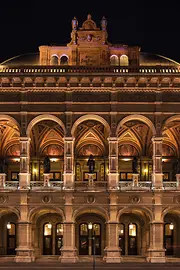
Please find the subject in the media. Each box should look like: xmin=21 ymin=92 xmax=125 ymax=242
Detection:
xmin=43 ymin=223 xmax=52 ymax=255
xmin=119 ymin=223 xmax=125 ymax=255
xmin=128 ymin=223 xmax=137 ymax=255
xmin=79 ymin=223 xmax=89 ymax=255
xmin=164 ymin=223 xmax=174 ymax=256
xmin=92 ymin=223 xmax=101 ymax=255
xmin=56 ymin=223 xmax=63 ymax=255
xmin=7 ymin=223 xmax=16 ymax=255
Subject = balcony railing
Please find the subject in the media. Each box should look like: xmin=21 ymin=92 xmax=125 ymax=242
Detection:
xmin=1 ymin=180 xmax=178 ymax=191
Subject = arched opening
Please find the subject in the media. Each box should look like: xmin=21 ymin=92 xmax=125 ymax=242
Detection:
xmin=120 ymin=55 xmax=129 ymax=66
xmin=162 ymin=116 xmax=180 ymax=185
xmin=0 ymin=210 xmax=18 ymax=256
xmin=28 ymin=118 xmax=64 ymax=186
xmin=75 ymin=213 xmax=106 ymax=256
xmin=117 ymin=117 xmax=153 ymax=186
xmin=60 ymin=55 xmax=68 ymax=65
xmin=119 ymin=209 xmax=150 ymax=256
xmin=73 ymin=118 xmax=109 ymax=189
xmin=32 ymin=211 xmax=63 ymax=256
xmin=0 ymin=116 xmax=20 ymax=187
xmin=110 ymin=55 xmax=119 ymax=66
xmin=50 ymin=55 xmax=58 ymax=65
xmin=163 ymin=210 xmax=180 ymax=257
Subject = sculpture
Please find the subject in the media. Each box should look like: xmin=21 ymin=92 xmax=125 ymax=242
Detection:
xmin=72 ymin=16 xmax=78 ymax=30
xmin=43 ymin=156 xmax=51 ymax=173
xmin=172 ymin=158 xmax=180 ymax=178
xmin=132 ymin=156 xmax=138 ymax=174
xmin=87 ymin=154 xmax=95 ymax=173
xmin=100 ymin=16 xmax=107 ymax=30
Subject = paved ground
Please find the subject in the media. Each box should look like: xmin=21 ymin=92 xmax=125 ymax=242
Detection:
xmin=1 ymin=262 xmax=180 ymax=270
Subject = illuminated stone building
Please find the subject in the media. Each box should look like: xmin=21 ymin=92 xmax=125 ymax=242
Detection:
xmin=1 ymin=14 xmax=180 ymax=263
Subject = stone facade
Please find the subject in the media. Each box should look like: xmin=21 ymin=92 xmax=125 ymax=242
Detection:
xmin=0 ymin=15 xmax=180 ymax=263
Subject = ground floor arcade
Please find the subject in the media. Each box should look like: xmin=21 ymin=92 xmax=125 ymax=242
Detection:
xmin=0 ymin=205 xmax=180 ymax=263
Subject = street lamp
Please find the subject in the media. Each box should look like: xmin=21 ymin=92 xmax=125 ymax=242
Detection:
xmin=88 ymin=222 xmax=95 ymax=270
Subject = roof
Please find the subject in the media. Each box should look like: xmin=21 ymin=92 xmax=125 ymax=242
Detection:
xmin=0 ymin=51 xmax=179 ymax=67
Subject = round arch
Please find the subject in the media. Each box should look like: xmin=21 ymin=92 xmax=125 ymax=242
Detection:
xmin=163 ymin=115 xmax=180 ymax=131
xmin=71 ymin=114 xmax=111 ymax=137
xmin=26 ymin=114 xmax=66 ymax=137
xmin=0 ymin=207 xmax=20 ymax=220
xmin=161 ymin=206 xmax=180 ymax=220
xmin=0 ymin=115 xmax=20 ymax=131
xmin=73 ymin=206 xmax=109 ymax=222
xmin=116 ymin=114 xmax=156 ymax=136
xmin=28 ymin=206 xmax=65 ymax=223
xmin=117 ymin=206 xmax=153 ymax=222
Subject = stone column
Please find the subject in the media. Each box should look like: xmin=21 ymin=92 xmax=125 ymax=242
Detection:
xmin=19 ymin=137 xmax=31 ymax=189
xmin=15 ymin=193 xmax=34 ymax=262
xmin=60 ymin=193 xmax=78 ymax=263
xmin=108 ymin=137 xmax=119 ymax=190
xmin=151 ymin=137 xmax=163 ymax=190
xmin=63 ymin=137 xmax=75 ymax=189
xmin=0 ymin=173 xmax=6 ymax=188
xmin=103 ymin=193 xmax=121 ymax=263
xmin=147 ymin=194 xmax=165 ymax=263
xmin=43 ymin=173 xmax=50 ymax=187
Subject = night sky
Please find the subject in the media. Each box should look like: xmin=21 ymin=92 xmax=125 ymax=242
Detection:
xmin=1 ymin=0 xmax=180 ymax=63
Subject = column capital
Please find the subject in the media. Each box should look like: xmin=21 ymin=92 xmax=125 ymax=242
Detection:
xmin=107 ymin=136 xmax=118 ymax=142
xmin=63 ymin=136 xmax=75 ymax=142
xmin=151 ymin=136 xmax=163 ymax=142
xmin=20 ymin=137 xmax=31 ymax=142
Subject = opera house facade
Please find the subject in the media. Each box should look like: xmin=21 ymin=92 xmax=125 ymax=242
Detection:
xmin=0 ymin=14 xmax=180 ymax=263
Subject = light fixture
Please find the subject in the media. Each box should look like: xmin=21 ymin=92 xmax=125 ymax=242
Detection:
xmin=50 ymin=158 xmax=59 ymax=162
xmin=7 ymin=222 xmax=11 ymax=230
xmin=120 ymin=229 xmax=124 ymax=234
xmin=88 ymin=222 xmax=93 ymax=230
xmin=122 ymin=158 xmax=131 ymax=161
xmin=47 ymin=222 xmax=52 ymax=229
xmin=129 ymin=223 xmax=134 ymax=229
xmin=169 ymin=223 xmax=174 ymax=230
xmin=13 ymin=158 xmax=20 ymax=162
xmin=33 ymin=168 xmax=37 ymax=174
xmin=144 ymin=168 xmax=148 ymax=173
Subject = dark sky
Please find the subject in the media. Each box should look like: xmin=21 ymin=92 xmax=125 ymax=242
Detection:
xmin=1 ymin=0 xmax=180 ymax=63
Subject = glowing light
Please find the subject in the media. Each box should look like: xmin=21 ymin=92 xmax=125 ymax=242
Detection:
xmin=144 ymin=168 xmax=148 ymax=173
xmin=47 ymin=222 xmax=52 ymax=229
xmin=122 ymin=158 xmax=131 ymax=161
xmin=13 ymin=158 xmax=20 ymax=162
xmin=88 ymin=222 xmax=93 ymax=230
xmin=7 ymin=222 xmax=11 ymax=229
xmin=50 ymin=158 xmax=59 ymax=162
xmin=169 ymin=223 xmax=174 ymax=230
xmin=129 ymin=223 xmax=133 ymax=229
xmin=33 ymin=168 xmax=37 ymax=174
xmin=120 ymin=229 xmax=124 ymax=234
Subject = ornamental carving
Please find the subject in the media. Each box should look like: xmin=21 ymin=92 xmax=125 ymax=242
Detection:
xmin=42 ymin=195 xmax=51 ymax=203
xmin=130 ymin=196 xmax=140 ymax=204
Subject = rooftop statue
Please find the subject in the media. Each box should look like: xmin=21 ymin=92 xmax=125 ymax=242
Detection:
xmin=101 ymin=16 xmax=107 ymax=30
xmin=72 ymin=16 xmax=78 ymax=30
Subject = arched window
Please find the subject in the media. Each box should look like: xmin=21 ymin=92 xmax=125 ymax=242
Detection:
xmin=60 ymin=55 xmax=69 ymax=65
xmin=120 ymin=55 xmax=129 ymax=66
xmin=50 ymin=55 xmax=58 ymax=65
xmin=128 ymin=223 xmax=137 ymax=255
xmin=110 ymin=55 xmax=119 ymax=66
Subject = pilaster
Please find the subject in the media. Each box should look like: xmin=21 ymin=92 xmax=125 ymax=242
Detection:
xmin=108 ymin=137 xmax=119 ymax=190
xmin=19 ymin=137 xmax=31 ymax=189
xmin=63 ymin=137 xmax=75 ymax=190
xmin=151 ymin=137 xmax=164 ymax=190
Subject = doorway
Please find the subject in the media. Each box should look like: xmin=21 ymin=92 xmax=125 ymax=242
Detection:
xmin=7 ymin=223 xmax=16 ymax=255
xmin=164 ymin=223 xmax=174 ymax=256
xmin=79 ymin=223 xmax=101 ymax=255
xmin=128 ymin=223 xmax=137 ymax=255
